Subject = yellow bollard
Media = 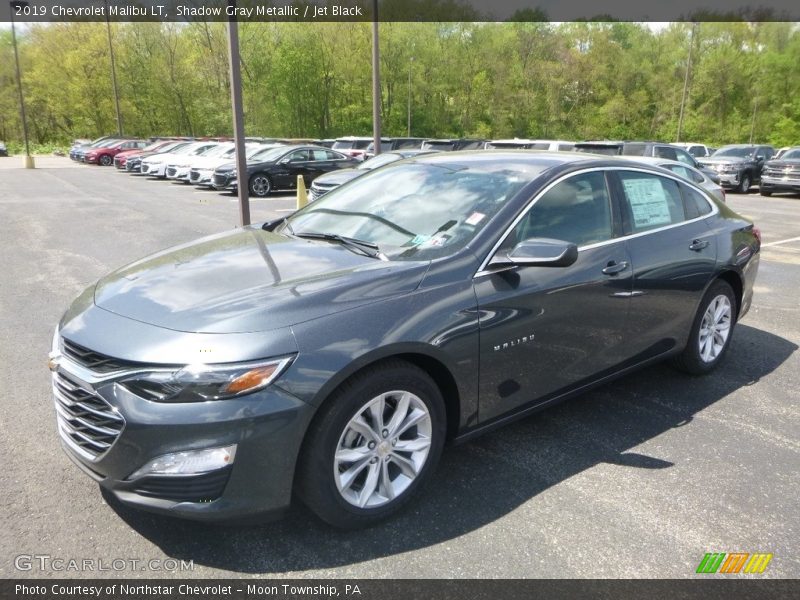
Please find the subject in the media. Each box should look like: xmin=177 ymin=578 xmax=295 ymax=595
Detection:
xmin=23 ymin=155 xmax=36 ymax=169
xmin=296 ymin=175 xmax=308 ymax=209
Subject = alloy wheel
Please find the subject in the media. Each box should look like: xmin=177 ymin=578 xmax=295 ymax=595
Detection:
xmin=334 ymin=390 xmax=432 ymax=509
xmin=698 ymin=294 xmax=732 ymax=363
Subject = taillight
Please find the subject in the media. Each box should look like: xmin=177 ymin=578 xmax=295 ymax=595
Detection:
xmin=752 ymin=226 xmax=762 ymax=245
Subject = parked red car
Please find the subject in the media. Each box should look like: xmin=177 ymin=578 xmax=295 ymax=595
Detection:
xmin=85 ymin=139 xmax=148 ymax=166
xmin=114 ymin=140 xmax=176 ymax=169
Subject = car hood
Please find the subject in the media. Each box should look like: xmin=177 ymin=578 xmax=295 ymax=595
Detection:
xmin=93 ymin=227 xmax=428 ymax=334
xmin=190 ymin=155 xmax=234 ymax=169
xmin=764 ymin=159 xmax=800 ymax=168
xmin=142 ymin=151 xmax=183 ymax=163
xmin=700 ymin=156 xmax=752 ymax=166
xmin=117 ymin=148 xmax=149 ymax=158
xmin=313 ymin=168 xmax=362 ymax=186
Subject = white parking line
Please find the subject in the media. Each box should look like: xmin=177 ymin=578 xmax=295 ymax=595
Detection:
xmin=762 ymin=236 xmax=800 ymax=247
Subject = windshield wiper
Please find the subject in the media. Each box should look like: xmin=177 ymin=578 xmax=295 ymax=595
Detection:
xmin=294 ymin=232 xmax=387 ymax=260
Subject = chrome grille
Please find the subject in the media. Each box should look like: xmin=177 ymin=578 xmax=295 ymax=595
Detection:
xmin=166 ymin=167 xmax=177 ymax=177
xmin=53 ymin=371 xmax=124 ymax=461
xmin=61 ymin=338 xmax=140 ymax=373
xmin=189 ymin=169 xmax=200 ymax=182
xmin=212 ymin=174 xmax=228 ymax=187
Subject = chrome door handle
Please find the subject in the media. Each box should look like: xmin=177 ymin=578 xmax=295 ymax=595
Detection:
xmin=689 ymin=239 xmax=710 ymax=251
xmin=602 ymin=261 xmax=629 ymax=275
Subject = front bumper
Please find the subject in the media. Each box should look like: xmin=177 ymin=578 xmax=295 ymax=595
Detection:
xmin=51 ymin=351 xmax=314 ymax=522
xmin=714 ymin=171 xmax=743 ymax=188
xmin=760 ymin=175 xmax=800 ymax=193
xmin=141 ymin=163 xmax=166 ymax=176
xmin=212 ymin=173 xmax=236 ymax=190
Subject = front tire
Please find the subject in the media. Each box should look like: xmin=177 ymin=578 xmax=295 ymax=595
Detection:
xmin=249 ymin=174 xmax=272 ymax=197
xmin=297 ymin=360 xmax=446 ymax=529
xmin=672 ymin=280 xmax=736 ymax=375
xmin=99 ymin=154 xmax=113 ymax=166
xmin=736 ymin=173 xmax=751 ymax=194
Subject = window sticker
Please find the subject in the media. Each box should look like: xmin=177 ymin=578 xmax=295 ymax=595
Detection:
xmin=409 ymin=234 xmax=431 ymax=245
xmin=465 ymin=212 xmax=486 ymax=226
xmin=622 ymin=178 xmax=672 ymax=228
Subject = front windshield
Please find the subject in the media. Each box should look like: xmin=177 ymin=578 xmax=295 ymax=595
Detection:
xmin=198 ymin=144 xmax=229 ymax=157
xmin=713 ymin=147 xmax=754 ymax=158
xmin=249 ymin=146 xmax=289 ymax=162
xmin=781 ymin=149 xmax=800 ymax=160
xmin=285 ymin=162 xmax=531 ymax=261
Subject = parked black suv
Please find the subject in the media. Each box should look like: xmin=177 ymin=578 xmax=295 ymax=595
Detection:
xmin=698 ymin=145 xmax=775 ymax=193
xmin=574 ymin=141 xmax=721 ymax=184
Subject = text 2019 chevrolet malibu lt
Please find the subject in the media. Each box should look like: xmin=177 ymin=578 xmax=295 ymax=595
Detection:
xmin=49 ymin=152 xmax=759 ymax=528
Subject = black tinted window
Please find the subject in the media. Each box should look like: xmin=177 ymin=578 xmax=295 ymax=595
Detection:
xmin=617 ymin=171 xmax=685 ymax=234
xmin=682 ymin=185 xmax=713 ymax=219
xmin=655 ymin=146 xmax=678 ymax=161
xmin=507 ymin=172 xmax=613 ymax=248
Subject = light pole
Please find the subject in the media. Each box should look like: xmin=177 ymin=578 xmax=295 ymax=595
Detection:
xmin=226 ymin=0 xmax=250 ymax=226
xmin=104 ymin=0 xmax=123 ymax=136
xmin=407 ymin=54 xmax=413 ymax=137
xmin=10 ymin=0 xmax=34 ymax=168
xmin=371 ymin=0 xmax=381 ymax=156
xmin=676 ymin=22 xmax=697 ymax=143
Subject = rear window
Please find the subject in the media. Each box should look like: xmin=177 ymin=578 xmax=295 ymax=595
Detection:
xmin=617 ymin=171 xmax=685 ymax=234
xmin=681 ymin=185 xmax=714 ymax=219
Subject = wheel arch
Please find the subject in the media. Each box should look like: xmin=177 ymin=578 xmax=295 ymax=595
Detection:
xmin=716 ymin=269 xmax=744 ymax=318
xmin=307 ymin=345 xmax=463 ymax=442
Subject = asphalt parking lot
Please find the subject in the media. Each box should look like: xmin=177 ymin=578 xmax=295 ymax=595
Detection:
xmin=0 ymin=157 xmax=798 ymax=579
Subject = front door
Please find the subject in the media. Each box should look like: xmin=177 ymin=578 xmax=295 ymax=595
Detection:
xmin=474 ymin=170 xmax=633 ymax=423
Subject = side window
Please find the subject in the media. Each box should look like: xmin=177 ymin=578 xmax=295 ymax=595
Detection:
xmin=655 ymin=146 xmax=678 ymax=161
xmin=665 ymin=165 xmax=692 ymax=180
xmin=325 ymin=150 xmax=342 ymax=160
xmin=681 ymin=184 xmax=714 ymax=219
xmin=288 ymin=150 xmax=310 ymax=162
xmin=675 ymin=148 xmax=695 ymax=166
xmin=505 ymin=172 xmax=613 ymax=249
xmin=617 ymin=171 xmax=686 ymax=234
xmin=558 ymin=143 xmax=574 ymax=151
xmin=311 ymin=150 xmax=329 ymax=161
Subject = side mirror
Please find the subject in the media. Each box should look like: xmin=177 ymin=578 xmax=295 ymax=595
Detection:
xmin=489 ymin=238 xmax=579 ymax=270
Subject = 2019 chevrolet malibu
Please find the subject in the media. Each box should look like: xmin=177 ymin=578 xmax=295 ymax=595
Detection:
xmin=49 ymin=152 xmax=760 ymax=529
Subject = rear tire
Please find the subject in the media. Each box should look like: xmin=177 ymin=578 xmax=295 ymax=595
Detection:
xmin=672 ymin=280 xmax=736 ymax=375
xmin=296 ymin=360 xmax=446 ymax=529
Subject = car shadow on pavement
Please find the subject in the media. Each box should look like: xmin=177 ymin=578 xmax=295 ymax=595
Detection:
xmin=104 ymin=323 xmax=796 ymax=574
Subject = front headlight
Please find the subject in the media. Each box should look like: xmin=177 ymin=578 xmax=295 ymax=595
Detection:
xmin=119 ymin=357 xmax=293 ymax=403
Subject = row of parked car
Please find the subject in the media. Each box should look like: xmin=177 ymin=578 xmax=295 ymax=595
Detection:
xmin=67 ymin=135 xmax=800 ymax=199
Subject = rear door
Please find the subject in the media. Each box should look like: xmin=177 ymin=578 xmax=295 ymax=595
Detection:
xmin=610 ymin=169 xmax=717 ymax=361
xmin=474 ymin=170 xmax=633 ymax=422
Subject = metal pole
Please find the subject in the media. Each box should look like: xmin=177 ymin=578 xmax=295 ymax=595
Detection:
xmin=104 ymin=0 xmax=123 ymax=136
xmin=371 ymin=0 xmax=381 ymax=156
xmin=10 ymin=1 xmax=34 ymax=168
xmin=226 ymin=1 xmax=250 ymax=227
xmin=407 ymin=56 xmax=413 ymax=137
xmin=676 ymin=22 xmax=697 ymax=143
